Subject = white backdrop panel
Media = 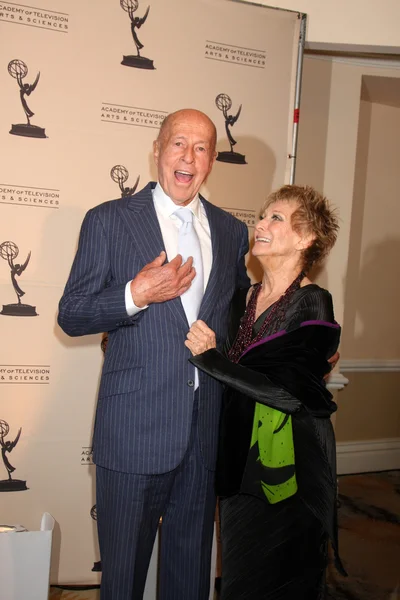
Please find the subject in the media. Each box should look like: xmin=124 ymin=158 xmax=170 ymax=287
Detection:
xmin=0 ymin=0 xmax=302 ymax=584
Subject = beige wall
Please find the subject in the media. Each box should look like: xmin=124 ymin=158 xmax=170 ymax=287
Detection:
xmin=295 ymin=57 xmax=364 ymax=325
xmin=335 ymin=372 xmax=400 ymax=442
xmin=342 ymin=95 xmax=400 ymax=359
xmin=244 ymin=0 xmax=400 ymax=49
xmin=295 ymin=55 xmax=400 ymax=442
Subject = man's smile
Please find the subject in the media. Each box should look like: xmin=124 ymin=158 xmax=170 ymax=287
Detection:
xmin=175 ymin=170 xmax=194 ymax=183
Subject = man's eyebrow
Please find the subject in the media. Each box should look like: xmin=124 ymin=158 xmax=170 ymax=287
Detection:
xmin=171 ymin=135 xmax=210 ymax=145
xmin=193 ymin=139 xmax=212 ymax=146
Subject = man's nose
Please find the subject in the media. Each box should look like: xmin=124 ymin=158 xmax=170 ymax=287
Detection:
xmin=182 ymin=146 xmax=195 ymax=163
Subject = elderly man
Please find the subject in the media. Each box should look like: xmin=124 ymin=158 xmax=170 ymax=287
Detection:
xmin=58 ymin=109 xmax=250 ymax=600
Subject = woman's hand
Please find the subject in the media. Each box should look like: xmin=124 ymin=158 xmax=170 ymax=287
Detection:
xmin=185 ymin=320 xmax=217 ymax=356
xmin=324 ymin=351 xmax=340 ymax=381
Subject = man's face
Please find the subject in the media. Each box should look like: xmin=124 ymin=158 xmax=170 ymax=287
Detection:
xmin=153 ymin=111 xmax=217 ymax=206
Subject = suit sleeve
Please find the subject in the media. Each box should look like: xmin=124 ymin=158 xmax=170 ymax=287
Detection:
xmin=236 ymin=222 xmax=251 ymax=290
xmin=58 ymin=209 xmax=141 ymax=337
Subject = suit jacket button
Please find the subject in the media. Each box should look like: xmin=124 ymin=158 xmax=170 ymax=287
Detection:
xmin=187 ymin=379 xmax=194 ymax=387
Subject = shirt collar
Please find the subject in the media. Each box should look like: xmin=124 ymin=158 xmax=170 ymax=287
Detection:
xmin=153 ymin=182 xmax=202 ymax=221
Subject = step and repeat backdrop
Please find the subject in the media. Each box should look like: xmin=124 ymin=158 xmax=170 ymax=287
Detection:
xmin=0 ymin=0 xmax=302 ymax=583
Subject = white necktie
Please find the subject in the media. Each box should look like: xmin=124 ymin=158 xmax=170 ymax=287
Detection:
xmin=174 ymin=207 xmax=204 ymax=327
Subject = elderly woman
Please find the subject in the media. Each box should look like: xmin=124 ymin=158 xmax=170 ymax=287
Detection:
xmin=186 ymin=185 xmax=346 ymax=600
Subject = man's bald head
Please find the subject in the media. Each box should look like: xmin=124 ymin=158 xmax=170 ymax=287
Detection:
xmin=157 ymin=109 xmax=217 ymax=153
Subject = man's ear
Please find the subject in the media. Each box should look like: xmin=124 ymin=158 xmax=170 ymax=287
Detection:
xmin=207 ymin=150 xmax=217 ymax=175
xmin=153 ymin=139 xmax=159 ymax=165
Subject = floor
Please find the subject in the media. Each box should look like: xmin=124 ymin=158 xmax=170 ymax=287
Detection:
xmin=49 ymin=470 xmax=400 ymax=599
xmin=326 ymin=470 xmax=400 ymax=600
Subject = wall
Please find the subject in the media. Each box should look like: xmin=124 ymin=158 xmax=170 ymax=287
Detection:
xmin=341 ymin=95 xmax=400 ymax=360
xmin=295 ymin=55 xmax=400 ymax=467
xmin=244 ymin=0 xmax=400 ymax=50
xmin=337 ymin=80 xmax=400 ymax=446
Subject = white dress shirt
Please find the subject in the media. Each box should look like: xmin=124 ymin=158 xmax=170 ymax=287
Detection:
xmin=125 ymin=183 xmax=212 ymax=316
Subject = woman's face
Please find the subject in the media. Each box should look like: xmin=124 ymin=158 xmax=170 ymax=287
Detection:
xmin=252 ymin=200 xmax=307 ymax=262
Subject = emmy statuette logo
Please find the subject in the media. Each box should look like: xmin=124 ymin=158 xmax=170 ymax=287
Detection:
xmin=90 ymin=505 xmax=102 ymax=572
xmin=0 ymin=420 xmax=28 ymax=492
xmin=120 ymin=0 xmax=155 ymax=70
xmin=110 ymin=165 xmax=140 ymax=198
xmin=8 ymin=59 xmax=47 ymax=138
xmin=215 ymin=93 xmax=246 ymax=164
xmin=0 ymin=241 xmax=38 ymax=317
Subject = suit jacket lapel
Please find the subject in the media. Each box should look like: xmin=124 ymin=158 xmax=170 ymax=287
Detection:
xmin=117 ymin=182 xmax=188 ymax=328
xmin=200 ymin=198 xmax=223 ymax=321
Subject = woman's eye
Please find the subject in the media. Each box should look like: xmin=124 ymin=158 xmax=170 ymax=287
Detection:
xmin=271 ymin=214 xmax=282 ymax=221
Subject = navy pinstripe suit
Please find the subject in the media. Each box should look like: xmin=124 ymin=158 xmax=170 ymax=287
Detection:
xmin=58 ymin=182 xmax=249 ymax=599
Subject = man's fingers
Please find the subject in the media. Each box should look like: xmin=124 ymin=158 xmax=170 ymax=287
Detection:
xmin=177 ymin=256 xmax=194 ymax=276
xmin=149 ymin=250 xmax=167 ymax=266
xmin=141 ymin=251 xmax=167 ymax=272
xmin=177 ymin=268 xmax=196 ymax=290
xmin=169 ymin=253 xmax=184 ymax=268
xmin=175 ymin=283 xmax=192 ymax=297
xmin=133 ymin=253 xmax=198 ymax=305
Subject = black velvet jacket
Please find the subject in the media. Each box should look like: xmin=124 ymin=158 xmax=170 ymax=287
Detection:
xmin=190 ymin=289 xmax=346 ymax=575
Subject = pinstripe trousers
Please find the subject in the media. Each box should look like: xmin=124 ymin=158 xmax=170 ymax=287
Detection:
xmin=96 ymin=393 xmax=217 ymax=600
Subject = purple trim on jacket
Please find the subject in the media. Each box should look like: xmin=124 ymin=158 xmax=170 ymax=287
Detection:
xmin=241 ymin=328 xmax=287 ymax=358
xmin=240 ymin=320 xmax=340 ymax=359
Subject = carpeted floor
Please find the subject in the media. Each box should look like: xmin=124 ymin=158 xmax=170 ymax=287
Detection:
xmin=327 ymin=470 xmax=400 ymax=599
xmin=50 ymin=470 xmax=400 ymax=600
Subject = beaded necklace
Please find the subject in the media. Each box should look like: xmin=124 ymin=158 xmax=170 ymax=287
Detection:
xmin=228 ymin=271 xmax=305 ymax=363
